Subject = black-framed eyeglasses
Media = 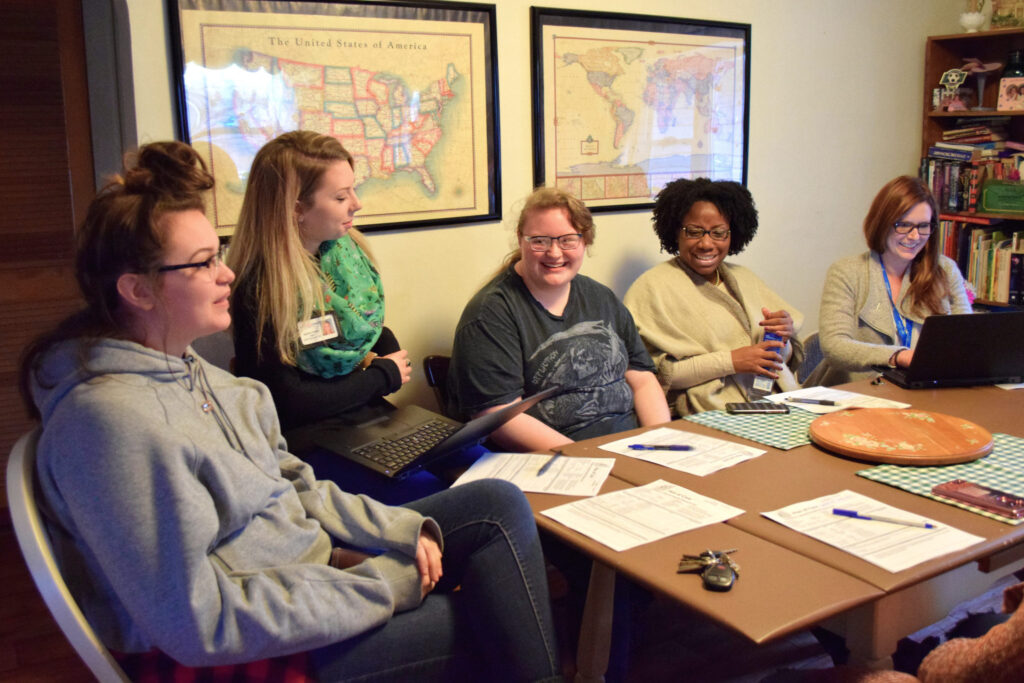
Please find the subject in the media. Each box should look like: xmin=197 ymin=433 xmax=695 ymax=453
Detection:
xmin=157 ymin=243 xmax=227 ymax=281
xmin=681 ymin=225 xmax=730 ymax=241
xmin=893 ymin=221 xmax=933 ymax=236
xmin=523 ymin=233 xmax=583 ymax=252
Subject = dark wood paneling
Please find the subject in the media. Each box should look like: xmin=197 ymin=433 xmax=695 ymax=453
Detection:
xmin=0 ymin=0 xmax=93 ymax=496
xmin=0 ymin=4 xmax=95 ymax=678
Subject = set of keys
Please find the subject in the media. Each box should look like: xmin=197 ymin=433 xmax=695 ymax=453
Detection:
xmin=677 ymin=548 xmax=740 ymax=591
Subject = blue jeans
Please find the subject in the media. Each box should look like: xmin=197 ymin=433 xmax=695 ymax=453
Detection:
xmin=308 ymin=479 xmax=562 ymax=682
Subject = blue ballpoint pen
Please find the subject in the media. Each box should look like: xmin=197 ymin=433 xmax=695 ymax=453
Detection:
xmin=832 ymin=508 xmax=935 ymax=529
xmin=628 ymin=444 xmax=694 ymax=452
xmin=537 ymin=452 xmax=562 ymax=475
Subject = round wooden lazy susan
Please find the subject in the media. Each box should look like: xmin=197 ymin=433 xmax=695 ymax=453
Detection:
xmin=808 ymin=408 xmax=993 ymax=465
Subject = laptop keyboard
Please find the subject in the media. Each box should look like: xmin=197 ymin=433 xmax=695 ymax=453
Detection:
xmin=351 ymin=419 xmax=459 ymax=471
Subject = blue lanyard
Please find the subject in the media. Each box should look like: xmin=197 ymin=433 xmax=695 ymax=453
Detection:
xmin=880 ymin=264 xmax=913 ymax=348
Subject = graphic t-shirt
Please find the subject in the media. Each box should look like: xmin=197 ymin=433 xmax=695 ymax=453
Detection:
xmin=448 ymin=267 xmax=655 ymax=441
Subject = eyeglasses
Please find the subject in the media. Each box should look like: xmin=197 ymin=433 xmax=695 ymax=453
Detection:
xmin=681 ymin=225 xmax=730 ymax=241
xmin=523 ymin=233 xmax=583 ymax=252
xmin=157 ymin=243 xmax=227 ymax=281
xmin=893 ymin=221 xmax=933 ymax=236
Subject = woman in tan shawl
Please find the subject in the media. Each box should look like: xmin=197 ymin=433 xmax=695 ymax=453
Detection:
xmin=624 ymin=178 xmax=803 ymax=415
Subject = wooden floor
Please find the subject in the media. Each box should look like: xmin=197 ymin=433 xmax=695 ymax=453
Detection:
xmin=0 ymin=515 xmax=89 ymax=682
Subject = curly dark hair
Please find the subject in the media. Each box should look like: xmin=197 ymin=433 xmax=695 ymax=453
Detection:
xmin=652 ymin=178 xmax=759 ymax=256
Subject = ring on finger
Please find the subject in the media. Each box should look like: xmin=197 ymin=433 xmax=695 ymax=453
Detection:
xmin=406 ymin=359 xmax=412 ymax=367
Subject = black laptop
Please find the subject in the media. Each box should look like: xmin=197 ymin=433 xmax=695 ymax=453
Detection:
xmin=881 ymin=312 xmax=1024 ymax=389
xmin=308 ymin=387 xmax=558 ymax=478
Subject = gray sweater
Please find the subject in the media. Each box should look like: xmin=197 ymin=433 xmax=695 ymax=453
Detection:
xmin=807 ymin=251 xmax=972 ymax=386
xmin=31 ymin=339 xmax=437 ymax=666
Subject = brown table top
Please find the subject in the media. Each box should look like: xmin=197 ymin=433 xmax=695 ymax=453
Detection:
xmin=525 ymin=476 xmax=882 ymax=644
xmin=553 ymin=381 xmax=1024 ymax=593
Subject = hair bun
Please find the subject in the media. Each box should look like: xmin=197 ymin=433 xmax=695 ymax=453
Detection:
xmin=122 ymin=141 xmax=214 ymax=199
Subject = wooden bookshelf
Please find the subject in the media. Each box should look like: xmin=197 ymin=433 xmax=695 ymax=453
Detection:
xmin=924 ymin=30 xmax=1024 ymax=309
xmin=922 ymin=28 xmax=1024 ymax=157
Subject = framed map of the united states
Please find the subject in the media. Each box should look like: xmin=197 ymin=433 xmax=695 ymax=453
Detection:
xmin=170 ymin=0 xmax=499 ymax=234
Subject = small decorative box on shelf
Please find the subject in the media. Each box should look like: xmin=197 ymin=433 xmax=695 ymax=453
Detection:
xmin=980 ymin=180 xmax=1024 ymax=213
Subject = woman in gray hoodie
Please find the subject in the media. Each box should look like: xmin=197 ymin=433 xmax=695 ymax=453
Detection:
xmin=18 ymin=141 xmax=560 ymax=682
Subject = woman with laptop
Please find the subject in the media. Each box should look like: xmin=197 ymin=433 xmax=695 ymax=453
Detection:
xmin=807 ymin=175 xmax=971 ymax=386
xmin=19 ymin=140 xmax=561 ymax=681
xmin=227 ymin=130 xmax=412 ymax=435
xmin=447 ymin=186 xmax=670 ymax=451
xmin=227 ymin=131 xmax=460 ymax=500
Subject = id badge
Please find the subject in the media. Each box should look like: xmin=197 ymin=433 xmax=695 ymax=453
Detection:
xmin=298 ymin=312 xmax=340 ymax=348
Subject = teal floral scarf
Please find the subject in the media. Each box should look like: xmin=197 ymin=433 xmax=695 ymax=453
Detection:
xmin=297 ymin=235 xmax=384 ymax=378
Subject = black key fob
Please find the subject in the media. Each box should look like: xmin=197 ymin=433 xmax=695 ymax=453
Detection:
xmin=702 ymin=562 xmax=736 ymax=591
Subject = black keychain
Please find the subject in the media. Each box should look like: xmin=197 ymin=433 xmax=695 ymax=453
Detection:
xmin=677 ymin=549 xmax=740 ymax=591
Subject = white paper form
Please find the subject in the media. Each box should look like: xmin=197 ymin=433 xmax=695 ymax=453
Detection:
xmin=451 ymin=451 xmax=614 ymax=497
xmin=764 ymin=386 xmax=910 ymax=414
xmin=763 ymin=490 xmax=984 ymax=573
xmin=598 ymin=426 xmax=765 ymax=476
xmin=541 ymin=479 xmax=745 ymax=552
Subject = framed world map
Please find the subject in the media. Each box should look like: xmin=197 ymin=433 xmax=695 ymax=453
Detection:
xmin=169 ymin=0 xmax=499 ymax=234
xmin=531 ymin=8 xmax=750 ymax=212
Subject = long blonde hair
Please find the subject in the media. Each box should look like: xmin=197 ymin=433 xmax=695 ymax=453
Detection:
xmin=228 ymin=130 xmax=374 ymax=365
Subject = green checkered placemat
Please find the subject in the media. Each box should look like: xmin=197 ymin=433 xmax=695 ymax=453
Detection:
xmin=857 ymin=433 xmax=1024 ymax=525
xmin=683 ymin=409 xmax=817 ymax=450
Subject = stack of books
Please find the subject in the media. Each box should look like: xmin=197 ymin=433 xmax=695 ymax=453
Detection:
xmin=921 ymin=117 xmax=1024 ymax=213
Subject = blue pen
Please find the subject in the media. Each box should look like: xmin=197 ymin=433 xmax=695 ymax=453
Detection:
xmin=628 ymin=444 xmax=694 ymax=452
xmin=537 ymin=452 xmax=562 ymax=475
xmin=832 ymin=508 xmax=934 ymax=529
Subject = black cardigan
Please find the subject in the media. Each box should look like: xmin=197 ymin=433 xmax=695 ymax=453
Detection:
xmin=230 ymin=275 xmax=403 ymax=432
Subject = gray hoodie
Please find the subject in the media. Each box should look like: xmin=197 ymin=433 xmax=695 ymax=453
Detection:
xmin=32 ymin=338 xmax=437 ymax=666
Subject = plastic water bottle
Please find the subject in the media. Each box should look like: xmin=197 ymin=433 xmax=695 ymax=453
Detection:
xmin=750 ymin=332 xmax=783 ymax=398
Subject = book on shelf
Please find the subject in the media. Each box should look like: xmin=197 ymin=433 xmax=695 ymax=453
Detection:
xmin=976 ymin=229 xmax=990 ymax=288
xmin=1010 ymin=251 xmax=1024 ymax=305
xmin=943 ymin=124 xmax=1006 ymax=138
xmin=943 ymin=125 xmax=994 ymax=138
xmin=945 ymin=116 xmax=1011 ymax=130
xmin=968 ymin=165 xmax=981 ymax=212
xmin=944 ymin=132 xmax=1007 ymax=144
xmin=927 ymin=146 xmax=979 ymax=162
xmin=934 ymin=140 xmax=1005 ymax=152
xmin=991 ymin=237 xmax=1013 ymax=304
xmin=957 ymin=222 xmax=974 ymax=275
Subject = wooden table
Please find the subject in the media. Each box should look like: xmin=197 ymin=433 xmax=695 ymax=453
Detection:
xmin=537 ymin=380 xmax=1024 ymax=676
xmin=526 ymin=477 xmax=882 ymax=682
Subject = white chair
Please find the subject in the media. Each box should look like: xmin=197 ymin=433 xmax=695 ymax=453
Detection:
xmin=7 ymin=428 xmax=130 ymax=681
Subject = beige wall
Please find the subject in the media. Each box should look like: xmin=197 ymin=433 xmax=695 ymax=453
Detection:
xmin=121 ymin=0 xmax=963 ymax=410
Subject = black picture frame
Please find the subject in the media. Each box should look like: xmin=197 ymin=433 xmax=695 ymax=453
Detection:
xmin=530 ymin=7 xmax=750 ymax=213
xmin=169 ymin=0 xmax=500 ymax=234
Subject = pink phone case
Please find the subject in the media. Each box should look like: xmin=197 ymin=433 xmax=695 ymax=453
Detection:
xmin=932 ymin=479 xmax=1024 ymax=519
